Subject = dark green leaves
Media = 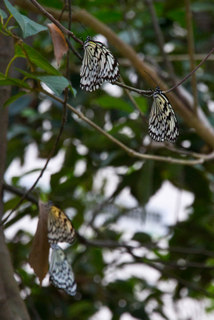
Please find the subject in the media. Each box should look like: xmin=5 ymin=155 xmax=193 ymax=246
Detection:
xmin=93 ymin=96 xmax=133 ymax=113
xmin=37 ymin=75 xmax=69 ymax=96
xmin=4 ymin=0 xmax=47 ymax=38
xmin=15 ymin=43 xmax=60 ymax=75
xmin=0 ymin=8 xmax=7 ymax=20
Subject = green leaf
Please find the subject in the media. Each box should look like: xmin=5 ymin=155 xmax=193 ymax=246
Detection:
xmin=37 ymin=75 xmax=69 ymax=96
xmin=0 ymin=72 xmax=30 ymax=89
xmin=0 ymin=8 xmax=7 ymax=19
xmin=21 ymin=15 xmax=47 ymax=38
xmin=4 ymin=0 xmax=47 ymax=38
xmin=166 ymin=8 xmax=186 ymax=27
xmin=132 ymin=232 xmax=151 ymax=243
xmin=16 ymin=43 xmax=60 ymax=75
xmin=4 ymin=0 xmax=24 ymax=28
xmin=93 ymin=96 xmax=133 ymax=112
xmin=14 ymin=69 xmax=71 ymax=96
xmin=134 ymin=96 xmax=148 ymax=113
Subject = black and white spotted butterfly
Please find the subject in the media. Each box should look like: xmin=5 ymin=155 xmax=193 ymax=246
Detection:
xmin=49 ymin=244 xmax=76 ymax=296
xmin=47 ymin=205 xmax=76 ymax=244
xmin=149 ymin=87 xmax=179 ymax=143
xmin=80 ymin=37 xmax=119 ymax=92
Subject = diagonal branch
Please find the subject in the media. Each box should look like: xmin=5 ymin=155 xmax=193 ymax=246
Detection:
xmin=185 ymin=0 xmax=198 ymax=114
xmin=145 ymin=0 xmax=176 ymax=84
xmin=30 ymin=0 xmax=82 ymax=45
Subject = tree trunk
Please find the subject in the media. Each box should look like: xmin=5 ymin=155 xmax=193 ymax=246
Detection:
xmin=0 ymin=2 xmax=30 ymax=319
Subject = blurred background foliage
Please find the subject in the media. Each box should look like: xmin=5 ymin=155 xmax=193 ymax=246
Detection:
xmin=2 ymin=0 xmax=214 ymax=319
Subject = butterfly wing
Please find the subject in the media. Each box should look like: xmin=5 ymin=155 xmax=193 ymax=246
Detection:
xmin=149 ymin=88 xmax=179 ymax=142
xmin=48 ymin=206 xmax=76 ymax=244
xmin=97 ymin=44 xmax=119 ymax=82
xmin=80 ymin=39 xmax=119 ymax=91
xmin=80 ymin=40 xmax=100 ymax=91
xmin=49 ymin=244 xmax=76 ymax=296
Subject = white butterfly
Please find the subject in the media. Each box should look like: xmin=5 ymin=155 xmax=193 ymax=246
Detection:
xmin=149 ymin=87 xmax=179 ymax=142
xmin=49 ymin=244 xmax=76 ymax=296
xmin=80 ymin=37 xmax=119 ymax=92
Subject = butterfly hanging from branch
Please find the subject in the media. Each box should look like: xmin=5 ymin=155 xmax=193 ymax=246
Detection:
xmin=49 ymin=244 xmax=77 ymax=296
xmin=148 ymin=87 xmax=179 ymax=143
xmin=80 ymin=37 xmax=120 ymax=92
xmin=47 ymin=205 xmax=76 ymax=244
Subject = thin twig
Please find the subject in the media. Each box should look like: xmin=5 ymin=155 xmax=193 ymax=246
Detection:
xmin=1 ymin=92 xmax=68 ymax=226
xmin=67 ymin=0 xmax=72 ymax=28
xmin=65 ymin=0 xmax=83 ymax=61
xmin=118 ymin=258 xmax=214 ymax=270
xmin=114 ymin=81 xmax=153 ymax=95
xmin=147 ymin=243 xmax=214 ymax=258
xmin=77 ymin=233 xmax=135 ymax=250
xmin=153 ymin=54 xmax=214 ymax=62
xmin=145 ymin=0 xmax=176 ymax=85
xmin=185 ymin=0 xmax=198 ymax=114
xmin=165 ymin=47 xmax=214 ymax=94
xmin=66 ymin=38 xmax=82 ymax=60
xmin=77 ymin=234 xmax=214 ymax=257
xmin=22 ymin=0 xmax=214 ymax=148
xmin=3 ymin=183 xmax=38 ymax=205
xmin=30 ymin=0 xmax=83 ymax=45
xmin=128 ymin=249 xmax=214 ymax=298
xmin=2 ymin=23 xmax=73 ymax=226
xmin=19 ymin=0 xmax=214 ymax=100
xmin=40 ymin=88 xmax=204 ymax=165
xmin=147 ymin=143 xmax=214 ymax=160
xmin=119 ymin=76 xmax=147 ymax=120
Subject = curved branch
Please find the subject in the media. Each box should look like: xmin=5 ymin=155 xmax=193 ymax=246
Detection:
xmin=41 ymin=88 xmax=204 ymax=165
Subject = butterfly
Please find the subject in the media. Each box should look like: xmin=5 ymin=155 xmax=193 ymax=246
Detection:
xmin=49 ymin=244 xmax=76 ymax=296
xmin=80 ymin=37 xmax=119 ymax=92
xmin=148 ymin=87 xmax=179 ymax=143
xmin=47 ymin=205 xmax=76 ymax=244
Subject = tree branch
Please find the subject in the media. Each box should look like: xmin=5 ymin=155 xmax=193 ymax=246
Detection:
xmin=127 ymin=249 xmax=214 ymax=298
xmin=145 ymin=0 xmax=176 ymax=85
xmin=1 ymin=89 xmax=67 ymax=226
xmin=185 ymin=0 xmax=198 ymax=114
xmin=15 ymin=0 xmax=214 ymax=147
xmin=3 ymin=183 xmax=38 ymax=204
xmin=0 ymin=1 xmax=30 ymax=317
xmin=40 ymin=88 xmax=205 ymax=165
xmin=30 ymin=0 xmax=82 ymax=45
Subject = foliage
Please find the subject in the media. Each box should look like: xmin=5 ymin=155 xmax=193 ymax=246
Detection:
xmin=1 ymin=0 xmax=214 ymax=319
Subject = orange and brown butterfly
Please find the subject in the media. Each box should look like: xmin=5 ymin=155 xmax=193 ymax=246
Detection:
xmin=47 ymin=205 xmax=76 ymax=244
